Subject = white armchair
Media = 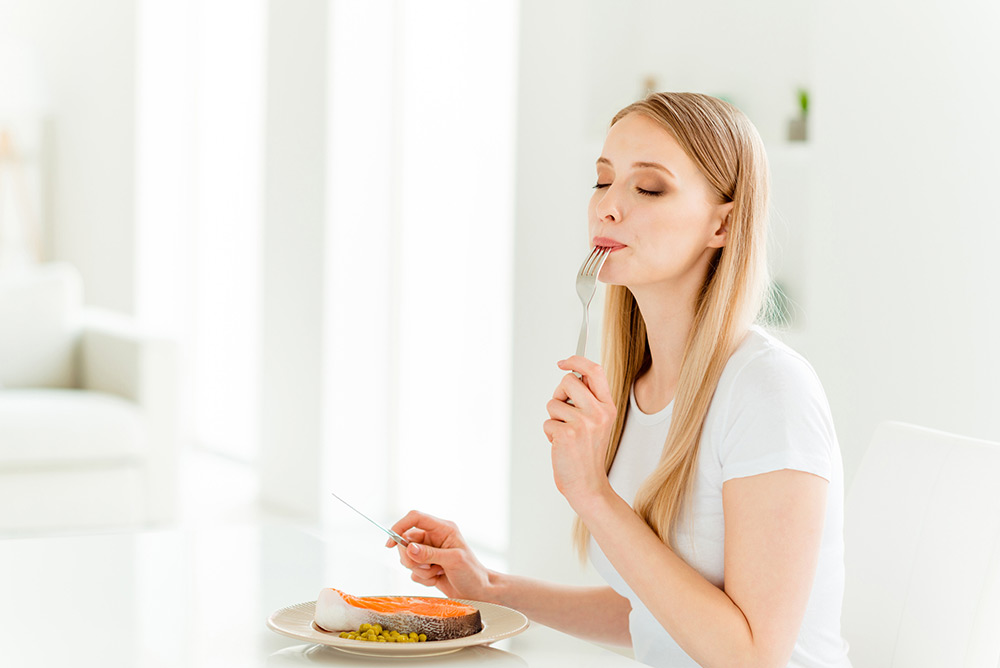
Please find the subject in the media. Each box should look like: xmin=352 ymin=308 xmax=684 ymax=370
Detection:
xmin=842 ymin=421 xmax=1000 ymax=667
xmin=0 ymin=262 xmax=178 ymax=533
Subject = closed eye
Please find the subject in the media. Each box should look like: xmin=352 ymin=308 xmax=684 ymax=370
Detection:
xmin=593 ymin=182 xmax=663 ymax=196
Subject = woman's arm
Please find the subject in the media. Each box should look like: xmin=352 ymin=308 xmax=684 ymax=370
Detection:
xmin=388 ymin=510 xmax=632 ymax=646
xmin=490 ymin=574 xmax=632 ymax=645
xmin=580 ymin=469 xmax=826 ymax=668
xmin=546 ymin=356 xmax=827 ymax=668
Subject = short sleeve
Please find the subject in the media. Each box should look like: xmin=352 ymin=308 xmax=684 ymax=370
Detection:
xmin=716 ymin=347 xmax=835 ymax=483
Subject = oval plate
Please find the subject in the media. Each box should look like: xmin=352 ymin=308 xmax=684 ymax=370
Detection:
xmin=266 ymin=598 xmax=530 ymax=658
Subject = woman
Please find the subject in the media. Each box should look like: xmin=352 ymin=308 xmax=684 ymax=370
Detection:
xmin=387 ymin=93 xmax=852 ymax=668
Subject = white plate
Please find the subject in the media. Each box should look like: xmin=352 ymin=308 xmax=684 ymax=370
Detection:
xmin=266 ymin=598 xmax=530 ymax=658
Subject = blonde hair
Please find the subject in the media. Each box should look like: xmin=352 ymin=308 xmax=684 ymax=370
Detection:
xmin=573 ymin=92 xmax=771 ymax=556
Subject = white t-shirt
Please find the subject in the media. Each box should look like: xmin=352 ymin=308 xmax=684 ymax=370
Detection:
xmin=589 ymin=326 xmax=852 ymax=668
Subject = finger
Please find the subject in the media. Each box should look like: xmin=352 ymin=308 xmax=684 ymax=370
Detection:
xmin=552 ymin=371 xmax=586 ymax=401
xmin=557 ymin=356 xmax=614 ymax=404
xmin=557 ymin=356 xmax=613 ymax=403
xmin=400 ymin=550 xmax=440 ymax=575
xmin=406 ymin=542 xmax=462 ymax=570
xmin=410 ymin=570 xmax=441 ymax=587
xmin=546 ymin=397 xmax=576 ymax=424
xmin=388 ymin=509 xmax=439 ymax=537
xmin=542 ymin=419 xmax=558 ymax=444
xmin=385 ymin=526 xmax=426 ymax=549
xmin=403 ymin=527 xmax=427 ymax=542
xmin=396 ymin=528 xmax=432 ymax=569
xmin=555 ymin=372 xmax=596 ymax=411
xmin=423 ymin=565 xmax=444 ymax=578
xmin=389 ymin=510 xmax=460 ymax=548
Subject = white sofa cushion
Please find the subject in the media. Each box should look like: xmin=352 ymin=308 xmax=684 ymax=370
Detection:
xmin=0 ymin=467 xmax=145 ymax=531
xmin=0 ymin=262 xmax=83 ymax=388
xmin=0 ymin=389 xmax=147 ymax=468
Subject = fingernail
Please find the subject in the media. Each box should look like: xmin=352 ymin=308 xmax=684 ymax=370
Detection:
xmin=407 ymin=543 xmax=421 ymax=556
xmin=418 ymin=564 xmax=431 ymax=570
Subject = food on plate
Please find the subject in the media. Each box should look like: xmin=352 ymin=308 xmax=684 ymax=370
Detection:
xmin=338 ymin=623 xmax=427 ymax=642
xmin=314 ymin=588 xmax=483 ymax=641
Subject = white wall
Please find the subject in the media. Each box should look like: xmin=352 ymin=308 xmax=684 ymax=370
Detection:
xmin=0 ymin=0 xmax=137 ymax=313
xmin=573 ymin=0 xmax=811 ymax=146
xmin=799 ymin=0 xmax=1000 ymax=484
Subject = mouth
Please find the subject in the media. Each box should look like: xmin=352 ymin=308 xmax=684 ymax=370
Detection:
xmin=592 ymin=237 xmax=626 ymax=251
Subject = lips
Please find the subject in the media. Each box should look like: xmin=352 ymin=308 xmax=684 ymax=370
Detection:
xmin=592 ymin=237 xmax=626 ymax=251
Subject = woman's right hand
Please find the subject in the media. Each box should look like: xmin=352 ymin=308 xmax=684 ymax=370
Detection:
xmin=386 ymin=510 xmax=495 ymax=602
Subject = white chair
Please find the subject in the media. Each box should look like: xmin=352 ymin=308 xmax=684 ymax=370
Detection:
xmin=0 ymin=262 xmax=178 ymax=533
xmin=842 ymin=421 xmax=1000 ymax=667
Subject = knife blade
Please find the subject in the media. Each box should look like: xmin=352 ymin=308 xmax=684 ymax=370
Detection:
xmin=330 ymin=492 xmax=411 ymax=547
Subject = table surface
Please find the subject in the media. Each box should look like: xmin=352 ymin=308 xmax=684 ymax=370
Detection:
xmin=0 ymin=523 xmax=644 ymax=668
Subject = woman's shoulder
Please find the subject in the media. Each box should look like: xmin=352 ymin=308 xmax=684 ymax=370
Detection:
xmin=708 ymin=325 xmax=833 ymax=437
xmin=720 ymin=325 xmax=822 ymax=396
xmin=705 ymin=326 xmax=838 ymax=479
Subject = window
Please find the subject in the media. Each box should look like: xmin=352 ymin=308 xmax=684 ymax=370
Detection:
xmin=325 ymin=0 xmax=517 ymax=553
xmin=137 ymin=0 xmax=265 ymax=462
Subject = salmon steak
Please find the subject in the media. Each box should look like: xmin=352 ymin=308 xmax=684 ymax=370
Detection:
xmin=314 ymin=588 xmax=483 ymax=641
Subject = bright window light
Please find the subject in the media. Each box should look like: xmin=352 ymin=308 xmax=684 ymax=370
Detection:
xmin=191 ymin=0 xmax=265 ymax=461
xmin=325 ymin=0 xmax=517 ymax=554
xmin=136 ymin=0 xmax=265 ymax=462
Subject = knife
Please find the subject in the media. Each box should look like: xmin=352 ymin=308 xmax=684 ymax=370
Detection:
xmin=330 ymin=492 xmax=411 ymax=547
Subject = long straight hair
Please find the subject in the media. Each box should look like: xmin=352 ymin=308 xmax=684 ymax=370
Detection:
xmin=574 ymin=92 xmax=771 ymax=555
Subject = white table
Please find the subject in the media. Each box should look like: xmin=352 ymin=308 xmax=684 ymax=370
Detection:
xmin=0 ymin=523 xmax=644 ymax=667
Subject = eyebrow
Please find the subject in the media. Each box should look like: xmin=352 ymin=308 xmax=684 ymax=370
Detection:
xmin=596 ymin=157 xmax=675 ymax=179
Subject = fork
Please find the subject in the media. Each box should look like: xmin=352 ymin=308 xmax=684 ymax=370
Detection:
xmin=573 ymin=246 xmax=612 ymax=370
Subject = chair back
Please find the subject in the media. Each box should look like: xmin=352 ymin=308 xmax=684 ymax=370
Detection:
xmin=843 ymin=421 xmax=1000 ymax=667
xmin=0 ymin=262 xmax=83 ymax=388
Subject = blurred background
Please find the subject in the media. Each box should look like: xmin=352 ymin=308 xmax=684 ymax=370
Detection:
xmin=1 ymin=0 xmax=998 ymax=586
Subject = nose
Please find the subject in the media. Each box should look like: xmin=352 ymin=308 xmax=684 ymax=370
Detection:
xmin=594 ymin=185 xmax=620 ymax=223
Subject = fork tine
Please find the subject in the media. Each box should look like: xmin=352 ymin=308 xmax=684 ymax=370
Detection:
xmin=594 ymin=248 xmax=611 ymax=276
xmin=584 ymin=247 xmax=604 ymax=276
xmin=597 ymin=246 xmax=610 ymax=267
xmin=585 ymin=247 xmax=609 ymax=276
xmin=578 ymin=246 xmax=600 ymax=275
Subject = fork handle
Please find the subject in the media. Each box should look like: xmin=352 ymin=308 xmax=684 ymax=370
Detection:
xmin=573 ymin=310 xmax=589 ymax=380
xmin=575 ymin=310 xmax=589 ymax=359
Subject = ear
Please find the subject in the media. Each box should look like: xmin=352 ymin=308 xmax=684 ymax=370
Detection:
xmin=707 ymin=201 xmax=734 ymax=249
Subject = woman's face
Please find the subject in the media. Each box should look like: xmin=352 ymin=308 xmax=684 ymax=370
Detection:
xmin=588 ymin=112 xmax=732 ymax=290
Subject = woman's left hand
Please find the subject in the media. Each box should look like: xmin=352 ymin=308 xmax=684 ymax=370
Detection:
xmin=543 ymin=356 xmax=618 ymax=509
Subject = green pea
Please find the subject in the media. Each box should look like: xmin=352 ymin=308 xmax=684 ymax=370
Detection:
xmin=341 ymin=623 xmax=434 ymax=644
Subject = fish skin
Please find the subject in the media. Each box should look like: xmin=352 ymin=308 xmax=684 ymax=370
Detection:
xmin=314 ymin=588 xmax=483 ymax=641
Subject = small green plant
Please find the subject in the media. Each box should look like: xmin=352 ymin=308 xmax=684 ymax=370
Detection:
xmin=798 ymin=88 xmax=809 ymax=117
xmin=759 ymin=280 xmax=793 ymax=329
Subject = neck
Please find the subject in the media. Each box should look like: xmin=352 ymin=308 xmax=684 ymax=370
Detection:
xmin=628 ymin=264 xmax=708 ymax=412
